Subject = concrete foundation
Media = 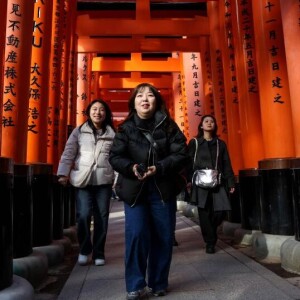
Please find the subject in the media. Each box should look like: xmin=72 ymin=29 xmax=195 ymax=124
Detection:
xmin=281 ymin=238 xmax=300 ymax=275
xmin=0 ymin=275 xmax=34 ymax=300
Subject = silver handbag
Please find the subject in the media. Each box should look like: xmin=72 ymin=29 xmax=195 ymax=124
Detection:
xmin=192 ymin=138 xmax=221 ymax=189
xmin=192 ymin=168 xmax=221 ymax=189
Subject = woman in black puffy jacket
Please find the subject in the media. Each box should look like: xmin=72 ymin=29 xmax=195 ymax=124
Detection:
xmin=109 ymin=83 xmax=188 ymax=300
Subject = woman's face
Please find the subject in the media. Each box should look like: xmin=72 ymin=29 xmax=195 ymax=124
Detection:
xmin=201 ymin=116 xmax=215 ymax=132
xmin=89 ymin=102 xmax=106 ymax=128
xmin=134 ymin=86 xmax=156 ymax=119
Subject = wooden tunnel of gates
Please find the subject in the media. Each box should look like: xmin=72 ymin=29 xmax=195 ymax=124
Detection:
xmin=0 ymin=0 xmax=299 ymax=174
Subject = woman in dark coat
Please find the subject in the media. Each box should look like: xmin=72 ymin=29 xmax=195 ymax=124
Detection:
xmin=109 ymin=83 xmax=188 ymax=300
xmin=187 ymin=114 xmax=235 ymax=254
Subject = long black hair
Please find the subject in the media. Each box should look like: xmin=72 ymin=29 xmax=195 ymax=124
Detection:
xmin=84 ymin=99 xmax=115 ymax=133
xmin=196 ymin=114 xmax=218 ymax=138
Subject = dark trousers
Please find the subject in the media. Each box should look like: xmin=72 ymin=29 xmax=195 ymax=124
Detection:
xmin=124 ymin=183 xmax=176 ymax=293
xmin=197 ymin=193 xmax=225 ymax=246
xmin=76 ymin=184 xmax=112 ymax=259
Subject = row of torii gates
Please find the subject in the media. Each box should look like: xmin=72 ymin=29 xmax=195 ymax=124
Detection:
xmin=1 ymin=0 xmax=300 ymax=294
xmin=0 ymin=0 xmax=300 ymax=175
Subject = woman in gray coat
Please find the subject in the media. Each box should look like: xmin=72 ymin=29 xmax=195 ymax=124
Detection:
xmin=57 ymin=99 xmax=115 ymax=266
xmin=187 ymin=115 xmax=235 ymax=254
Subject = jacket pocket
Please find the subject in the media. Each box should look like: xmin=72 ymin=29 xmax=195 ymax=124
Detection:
xmin=115 ymin=174 xmax=142 ymax=205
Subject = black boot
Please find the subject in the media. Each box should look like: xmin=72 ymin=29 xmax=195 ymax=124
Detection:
xmin=206 ymin=244 xmax=215 ymax=254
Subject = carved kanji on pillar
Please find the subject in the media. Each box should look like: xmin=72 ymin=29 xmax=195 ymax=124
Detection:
xmin=1 ymin=0 xmax=35 ymax=163
xmin=253 ymin=0 xmax=295 ymax=158
xmin=27 ymin=0 xmax=53 ymax=163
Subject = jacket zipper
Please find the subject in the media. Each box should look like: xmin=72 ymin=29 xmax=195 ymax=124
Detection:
xmin=152 ymin=117 xmax=166 ymax=204
xmin=136 ymin=115 xmax=167 ymax=204
xmin=130 ymin=181 xmax=146 ymax=207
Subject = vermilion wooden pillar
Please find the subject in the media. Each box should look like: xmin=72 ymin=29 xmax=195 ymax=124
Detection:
xmin=165 ymin=89 xmax=174 ymax=120
xmin=172 ymin=52 xmax=185 ymax=133
xmin=207 ymin=1 xmax=228 ymax=143
xmin=67 ymin=0 xmax=77 ymax=129
xmin=199 ymin=37 xmax=214 ymax=116
xmin=27 ymin=0 xmax=53 ymax=163
xmin=230 ymin=0 xmax=265 ymax=168
xmin=161 ymin=89 xmax=173 ymax=119
xmin=179 ymin=53 xmax=190 ymax=139
xmin=181 ymin=52 xmax=204 ymax=139
xmin=252 ymin=0 xmax=295 ymax=158
xmin=280 ymin=0 xmax=300 ymax=156
xmin=90 ymin=70 xmax=99 ymax=100
xmin=90 ymin=53 xmax=99 ymax=102
xmin=88 ymin=53 xmax=97 ymax=103
xmin=219 ymin=0 xmax=244 ymax=174
xmin=1 ymin=0 xmax=35 ymax=162
xmin=0 ymin=0 xmax=8 ymax=153
xmin=47 ymin=0 xmax=64 ymax=170
xmin=76 ymin=53 xmax=91 ymax=126
xmin=58 ymin=0 xmax=72 ymax=156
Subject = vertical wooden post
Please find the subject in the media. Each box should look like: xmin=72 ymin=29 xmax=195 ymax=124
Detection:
xmin=207 ymin=1 xmax=228 ymax=143
xmin=47 ymin=0 xmax=64 ymax=170
xmin=199 ymin=37 xmax=214 ymax=116
xmin=76 ymin=53 xmax=90 ymax=126
xmin=229 ymin=0 xmax=265 ymax=168
xmin=90 ymin=69 xmax=100 ymax=101
xmin=252 ymin=0 xmax=295 ymax=158
xmin=58 ymin=0 xmax=72 ymax=156
xmin=219 ymin=0 xmax=244 ymax=173
xmin=179 ymin=53 xmax=190 ymax=139
xmin=280 ymin=0 xmax=300 ymax=156
xmin=165 ymin=89 xmax=175 ymax=119
xmin=1 ymin=0 xmax=35 ymax=163
xmin=172 ymin=52 xmax=185 ymax=133
xmin=27 ymin=0 xmax=53 ymax=163
xmin=181 ymin=52 xmax=205 ymax=139
xmin=69 ymin=34 xmax=78 ymax=128
xmin=67 ymin=0 xmax=77 ymax=130
xmin=0 ymin=0 xmax=8 ymax=153
xmin=136 ymin=0 xmax=150 ymax=20
xmin=90 ymin=53 xmax=98 ymax=102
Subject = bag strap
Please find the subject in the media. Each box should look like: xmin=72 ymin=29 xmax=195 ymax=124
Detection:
xmin=193 ymin=138 xmax=219 ymax=170
xmin=193 ymin=138 xmax=198 ymax=169
xmin=141 ymin=131 xmax=159 ymax=152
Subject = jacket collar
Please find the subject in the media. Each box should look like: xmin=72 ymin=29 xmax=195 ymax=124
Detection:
xmin=133 ymin=110 xmax=167 ymax=130
xmin=198 ymin=136 xmax=217 ymax=145
xmin=80 ymin=122 xmax=115 ymax=138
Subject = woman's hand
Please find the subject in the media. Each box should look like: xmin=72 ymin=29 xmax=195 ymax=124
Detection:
xmin=186 ymin=182 xmax=192 ymax=194
xmin=58 ymin=176 xmax=69 ymax=186
xmin=229 ymin=187 xmax=235 ymax=194
xmin=133 ymin=164 xmax=156 ymax=180
xmin=145 ymin=166 xmax=156 ymax=177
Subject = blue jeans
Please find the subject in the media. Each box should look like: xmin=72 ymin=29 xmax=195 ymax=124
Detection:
xmin=75 ymin=184 xmax=112 ymax=259
xmin=124 ymin=182 xmax=176 ymax=293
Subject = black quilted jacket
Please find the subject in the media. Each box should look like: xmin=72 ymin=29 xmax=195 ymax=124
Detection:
xmin=109 ymin=111 xmax=188 ymax=206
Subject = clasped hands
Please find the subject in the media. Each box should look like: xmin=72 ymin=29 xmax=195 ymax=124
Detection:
xmin=133 ymin=164 xmax=156 ymax=180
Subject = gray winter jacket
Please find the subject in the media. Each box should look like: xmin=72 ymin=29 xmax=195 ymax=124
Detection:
xmin=57 ymin=122 xmax=115 ymax=188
